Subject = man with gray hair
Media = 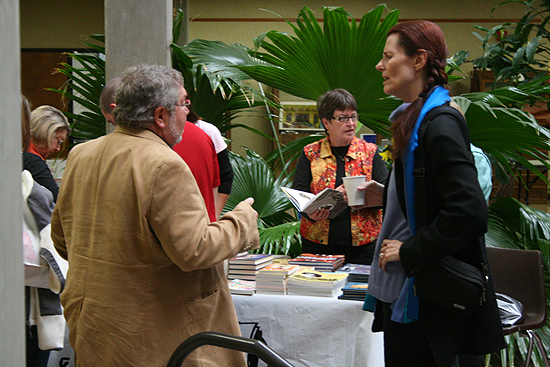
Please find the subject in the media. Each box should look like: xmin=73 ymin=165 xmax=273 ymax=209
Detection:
xmin=51 ymin=64 xmax=259 ymax=367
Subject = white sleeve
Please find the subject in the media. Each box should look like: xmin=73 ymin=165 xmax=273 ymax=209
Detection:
xmin=195 ymin=120 xmax=228 ymax=153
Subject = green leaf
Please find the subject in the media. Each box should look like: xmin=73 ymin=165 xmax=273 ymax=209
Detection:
xmin=526 ymin=36 xmax=541 ymax=61
xmin=512 ymin=46 xmax=527 ymax=71
xmin=225 ymin=148 xmax=293 ymax=219
xmin=490 ymin=196 xmax=550 ymax=250
xmin=234 ymin=5 xmax=401 ymax=137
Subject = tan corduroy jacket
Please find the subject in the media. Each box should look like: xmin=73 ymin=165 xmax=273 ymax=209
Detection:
xmin=51 ymin=125 xmax=259 ymax=367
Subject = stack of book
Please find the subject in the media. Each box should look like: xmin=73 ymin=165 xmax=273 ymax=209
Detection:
xmin=288 ymin=253 xmax=345 ymax=272
xmin=286 ymin=269 xmax=348 ymax=297
xmin=227 ymin=253 xmax=273 ymax=281
xmin=338 ymin=263 xmax=371 ymax=283
xmin=338 ymin=282 xmax=369 ymax=301
xmin=228 ymin=279 xmax=257 ymax=296
xmin=255 ymin=263 xmax=301 ymax=295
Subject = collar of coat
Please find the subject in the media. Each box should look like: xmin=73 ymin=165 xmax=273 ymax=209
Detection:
xmin=113 ymin=124 xmax=172 ymax=147
xmin=319 ymin=135 xmax=363 ymax=160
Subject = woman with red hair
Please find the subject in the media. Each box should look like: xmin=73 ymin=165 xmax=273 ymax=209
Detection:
xmin=363 ymin=20 xmax=505 ymax=366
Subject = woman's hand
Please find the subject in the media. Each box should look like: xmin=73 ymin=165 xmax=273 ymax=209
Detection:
xmin=342 ymin=180 xmax=384 ymax=210
xmin=379 ymin=239 xmax=402 ymax=271
xmin=308 ymin=207 xmax=331 ymax=221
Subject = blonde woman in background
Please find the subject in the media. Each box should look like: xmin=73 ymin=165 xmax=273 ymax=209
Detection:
xmin=29 ymin=105 xmax=71 ymax=160
xmin=24 ymin=105 xmax=71 ymax=202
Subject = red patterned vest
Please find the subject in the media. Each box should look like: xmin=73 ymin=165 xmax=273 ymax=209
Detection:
xmin=300 ymin=136 xmax=383 ymax=246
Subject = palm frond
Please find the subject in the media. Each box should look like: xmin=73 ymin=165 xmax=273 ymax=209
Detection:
xmin=47 ymin=50 xmax=106 ymax=141
xmin=224 ymin=148 xmax=303 ymax=255
xmin=225 ymin=148 xmax=293 ymax=218
xmin=489 ymin=197 xmax=550 ymax=250
xmin=452 ymin=96 xmax=550 ymax=184
xmin=264 ymin=133 xmax=325 ymax=181
xmin=236 ymin=5 xmax=401 ymax=137
xmin=258 ymin=222 xmax=302 ymax=256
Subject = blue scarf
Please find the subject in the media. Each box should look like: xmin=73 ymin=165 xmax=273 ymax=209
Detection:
xmin=364 ymin=86 xmax=450 ymax=323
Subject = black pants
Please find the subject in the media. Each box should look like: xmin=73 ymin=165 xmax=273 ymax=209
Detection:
xmin=27 ymin=325 xmax=51 ymax=367
xmin=379 ymin=301 xmax=484 ymax=367
xmin=381 ymin=303 xmax=443 ymax=367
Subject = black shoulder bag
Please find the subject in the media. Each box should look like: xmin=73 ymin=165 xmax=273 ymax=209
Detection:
xmin=411 ymin=105 xmax=489 ymax=315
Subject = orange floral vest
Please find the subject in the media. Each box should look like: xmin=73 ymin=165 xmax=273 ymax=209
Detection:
xmin=300 ymin=136 xmax=383 ymax=246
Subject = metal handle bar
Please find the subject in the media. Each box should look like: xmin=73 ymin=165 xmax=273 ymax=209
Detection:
xmin=166 ymin=331 xmax=295 ymax=367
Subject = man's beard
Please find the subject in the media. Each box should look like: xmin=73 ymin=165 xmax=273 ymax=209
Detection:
xmin=168 ymin=114 xmax=183 ymax=146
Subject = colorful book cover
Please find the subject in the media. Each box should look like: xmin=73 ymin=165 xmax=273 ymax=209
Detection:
xmin=229 ymin=253 xmax=274 ymax=265
xmin=287 ymin=269 xmax=348 ymax=286
xmin=289 ymin=253 xmax=345 ymax=264
xmin=228 ymin=279 xmax=256 ymax=295
xmin=258 ymin=263 xmax=301 ymax=275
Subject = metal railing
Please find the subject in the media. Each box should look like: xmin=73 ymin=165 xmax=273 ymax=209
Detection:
xmin=166 ymin=331 xmax=295 ymax=367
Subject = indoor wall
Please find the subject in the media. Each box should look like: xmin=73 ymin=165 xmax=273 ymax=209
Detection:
xmin=20 ymin=0 xmax=525 ymax=157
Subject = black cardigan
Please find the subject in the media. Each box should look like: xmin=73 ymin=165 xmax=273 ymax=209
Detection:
xmin=23 ymin=152 xmax=59 ymax=202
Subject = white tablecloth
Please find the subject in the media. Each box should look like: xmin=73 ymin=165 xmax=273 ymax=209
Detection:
xmin=232 ymin=293 xmax=384 ymax=367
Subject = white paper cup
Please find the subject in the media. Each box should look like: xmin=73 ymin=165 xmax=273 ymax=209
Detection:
xmin=342 ymin=175 xmax=366 ymax=206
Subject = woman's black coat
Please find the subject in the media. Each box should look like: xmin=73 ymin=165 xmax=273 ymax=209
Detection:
xmin=393 ymin=105 xmax=506 ymax=356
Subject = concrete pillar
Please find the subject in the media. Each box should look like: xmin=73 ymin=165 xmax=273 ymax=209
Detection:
xmin=104 ymin=0 xmax=172 ymax=134
xmin=0 ymin=0 xmax=25 ymax=365
xmin=104 ymin=0 xmax=172 ymax=81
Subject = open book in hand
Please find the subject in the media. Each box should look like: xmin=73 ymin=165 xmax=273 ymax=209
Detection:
xmin=281 ymin=187 xmax=348 ymax=219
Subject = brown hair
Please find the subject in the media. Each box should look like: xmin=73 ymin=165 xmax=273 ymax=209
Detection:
xmin=21 ymin=96 xmax=32 ymax=152
xmin=186 ymin=104 xmax=200 ymax=123
xmin=317 ymin=89 xmax=357 ymax=133
xmin=388 ymin=20 xmax=449 ymax=158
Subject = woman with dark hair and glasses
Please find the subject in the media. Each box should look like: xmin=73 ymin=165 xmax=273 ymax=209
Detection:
xmin=291 ymin=88 xmax=388 ymax=265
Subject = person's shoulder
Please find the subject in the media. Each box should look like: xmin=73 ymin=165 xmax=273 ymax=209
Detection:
xmin=303 ymin=137 xmax=326 ymax=157
xmin=195 ymin=120 xmax=222 ymax=137
xmin=194 ymin=120 xmax=226 ymax=152
xmin=195 ymin=119 xmax=218 ymax=130
xmin=187 ymin=121 xmax=212 ymax=141
xmin=305 ymin=137 xmax=326 ymax=149
xmin=424 ymin=106 xmax=466 ymax=137
xmin=23 ymin=151 xmax=44 ymax=165
xmin=22 ymin=152 xmax=50 ymax=176
xmin=178 ymin=122 xmax=215 ymax=155
xmin=427 ymin=103 xmax=465 ymax=124
xmin=351 ymin=136 xmax=377 ymax=149
xmin=350 ymin=137 xmax=378 ymax=156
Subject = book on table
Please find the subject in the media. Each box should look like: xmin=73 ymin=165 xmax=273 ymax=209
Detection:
xmin=338 ymin=263 xmax=371 ymax=283
xmin=255 ymin=278 xmax=288 ymax=295
xmin=286 ymin=269 xmax=348 ymax=297
xmin=281 ymin=187 xmax=348 ymax=219
xmin=271 ymin=255 xmax=291 ymax=265
xmin=338 ymin=282 xmax=369 ymax=301
xmin=228 ymin=253 xmax=274 ymax=266
xmin=257 ymin=263 xmax=301 ymax=277
xmin=228 ymin=262 xmax=272 ymax=272
xmin=228 ymin=279 xmax=256 ymax=296
xmin=288 ymin=253 xmax=345 ymax=272
xmin=255 ymin=263 xmax=301 ymax=295
xmin=227 ymin=272 xmax=260 ymax=281
xmin=228 ymin=253 xmax=273 ymax=281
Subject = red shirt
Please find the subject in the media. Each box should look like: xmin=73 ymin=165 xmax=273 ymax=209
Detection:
xmin=28 ymin=142 xmax=46 ymax=160
xmin=173 ymin=122 xmax=220 ymax=222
